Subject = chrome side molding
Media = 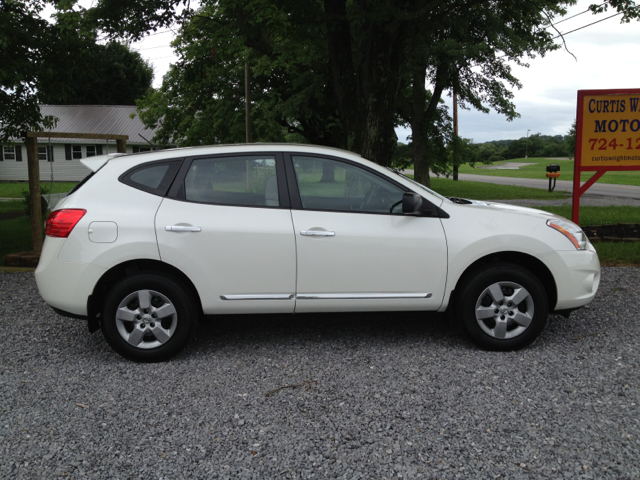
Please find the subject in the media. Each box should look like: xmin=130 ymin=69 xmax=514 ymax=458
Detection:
xmin=220 ymin=294 xmax=295 ymax=301
xmin=296 ymin=293 xmax=432 ymax=300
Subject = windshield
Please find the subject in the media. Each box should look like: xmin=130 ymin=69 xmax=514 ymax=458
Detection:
xmin=385 ymin=167 xmax=447 ymax=201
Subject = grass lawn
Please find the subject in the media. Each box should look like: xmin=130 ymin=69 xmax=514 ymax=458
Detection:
xmin=0 ymin=200 xmax=26 ymax=214
xmin=428 ymin=176 xmax=570 ymax=201
xmin=538 ymin=206 xmax=640 ymax=225
xmin=458 ymin=157 xmax=640 ymax=186
xmin=0 ymin=215 xmax=33 ymax=265
xmin=0 ymin=182 xmax=78 ymax=198
xmin=587 ymin=242 xmax=640 ymax=266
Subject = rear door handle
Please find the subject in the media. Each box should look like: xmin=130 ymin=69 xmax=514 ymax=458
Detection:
xmin=300 ymin=230 xmax=335 ymax=237
xmin=165 ymin=225 xmax=202 ymax=232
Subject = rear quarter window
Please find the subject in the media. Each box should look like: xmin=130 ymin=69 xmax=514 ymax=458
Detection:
xmin=120 ymin=160 xmax=182 ymax=196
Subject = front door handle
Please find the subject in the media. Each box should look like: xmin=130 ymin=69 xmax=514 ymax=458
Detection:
xmin=300 ymin=230 xmax=335 ymax=237
xmin=165 ymin=225 xmax=202 ymax=232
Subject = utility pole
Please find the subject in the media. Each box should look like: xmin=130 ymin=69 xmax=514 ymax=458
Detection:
xmin=245 ymin=61 xmax=253 ymax=143
xmin=525 ymin=129 xmax=530 ymax=159
xmin=453 ymin=88 xmax=459 ymax=181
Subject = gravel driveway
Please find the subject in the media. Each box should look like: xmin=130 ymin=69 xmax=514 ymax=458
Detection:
xmin=1 ymin=269 xmax=639 ymax=479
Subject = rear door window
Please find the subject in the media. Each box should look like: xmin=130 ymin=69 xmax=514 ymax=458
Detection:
xmin=182 ymin=155 xmax=281 ymax=207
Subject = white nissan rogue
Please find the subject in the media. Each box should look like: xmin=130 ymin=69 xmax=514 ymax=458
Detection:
xmin=35 ymin=144 xmax=600 ymax=361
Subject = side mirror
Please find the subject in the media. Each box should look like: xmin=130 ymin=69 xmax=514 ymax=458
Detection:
xmin=402 ymin=192 xmax=423 ymax=215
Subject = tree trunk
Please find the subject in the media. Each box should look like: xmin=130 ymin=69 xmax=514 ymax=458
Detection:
xmin=324 ymin=0 xmax=404 ymax=167
xmin=319 ymin=163 xmax=335 ymax=183
xmin=453 ymin=89 xmax=459 ymax=181
xmin=411 ymin=63 xmax=430 ymax=187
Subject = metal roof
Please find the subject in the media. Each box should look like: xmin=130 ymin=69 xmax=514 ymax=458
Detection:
xmin=37 ymin=105 xmax=161 ymax=145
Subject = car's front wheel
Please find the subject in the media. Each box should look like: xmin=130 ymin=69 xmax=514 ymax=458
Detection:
xmin=456 ymin=263 xmax=548 ymax=350
xmin=101 ymin=273 xmax=198 ymax=362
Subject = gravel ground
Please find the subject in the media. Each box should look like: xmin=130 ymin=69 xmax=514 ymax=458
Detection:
xmin=1 ymin=270 xmax=639 ymax=479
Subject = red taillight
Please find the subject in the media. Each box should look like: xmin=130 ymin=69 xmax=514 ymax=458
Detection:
xmin=45 ymin=209 xmax=87 ymax=238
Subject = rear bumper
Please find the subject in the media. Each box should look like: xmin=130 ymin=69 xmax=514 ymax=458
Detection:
xmin=35 ymin=238 xmax=107 ymax=316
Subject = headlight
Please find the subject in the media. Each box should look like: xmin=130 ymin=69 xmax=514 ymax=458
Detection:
xmin=547 ymin=219 xmax=587 ymax=250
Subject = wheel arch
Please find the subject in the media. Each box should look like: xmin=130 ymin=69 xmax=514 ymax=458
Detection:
xmin=448 ymin=251 xmax=558 ymax=313
xmin=87 ymin=259 xmax=203 ymax=323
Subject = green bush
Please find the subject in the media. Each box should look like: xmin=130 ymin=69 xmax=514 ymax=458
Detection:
xmin=21 ymin=186 xmax=49 ymax=217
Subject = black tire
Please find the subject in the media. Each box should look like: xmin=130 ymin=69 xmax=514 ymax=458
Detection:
xmin=101 ymin=273 xmax=198 ymax=362
xmin=455 ymin=263 xmax=548 ymax=351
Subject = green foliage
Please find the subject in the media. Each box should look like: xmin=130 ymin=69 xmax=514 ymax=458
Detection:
xmin=0 ymin=2 xmax=152 ymax=143
xmin=40 ymin=42 xmax=153 ymax=105
xmin=392 ymin=143 xmax=413 ymax=170
xmin=0 ymin=0 xmax=61 ymax=142
xmin=470 ymin=134 xmax=572 ymax=161
xmin=21 ymin=186 xmax=49 ymax=217
xmin=74 ymin=0 xmax=640 ymax=169
xmin=135 ymin=2 xmax=344 ymax=147
xmin=566 ymin=120 xmax=577 ymax=159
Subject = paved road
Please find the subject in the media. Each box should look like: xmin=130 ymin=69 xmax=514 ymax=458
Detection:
xmin=402 ymin=171 xmax=640 ymax=200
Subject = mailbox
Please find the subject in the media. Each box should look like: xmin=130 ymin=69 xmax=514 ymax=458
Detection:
xmin=546 ymin=164 xmax=560 ymax=191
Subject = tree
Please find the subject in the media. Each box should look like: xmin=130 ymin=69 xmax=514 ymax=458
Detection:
xmin=0 ymin=1 xmax=62 ymax=142
xmin=84 ymin=0 xmax=640 ymax=171
xmin=566 ymin=120 xmax=576 ymax=159
xmin=135 ymin=2 xmax=345 ymax=147
xmin=0 ymin=2 xmax=154 ymax=143
xmin=39 ymin=42 xmax=153 ymax=105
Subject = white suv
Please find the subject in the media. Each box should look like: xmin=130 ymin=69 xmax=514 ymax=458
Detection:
xmin=35 ymin=144 xmax=600 ymax=361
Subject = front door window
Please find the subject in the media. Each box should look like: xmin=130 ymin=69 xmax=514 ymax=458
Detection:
xmin=292 ymin=156 xmax=405 ymax=214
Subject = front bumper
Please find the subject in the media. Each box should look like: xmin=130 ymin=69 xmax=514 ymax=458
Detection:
xmin=538 ymin=245 xmax=601 ymax=311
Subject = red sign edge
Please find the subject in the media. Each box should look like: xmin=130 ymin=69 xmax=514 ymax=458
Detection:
xmin=572 ymin=88 xmax=640 ymax=223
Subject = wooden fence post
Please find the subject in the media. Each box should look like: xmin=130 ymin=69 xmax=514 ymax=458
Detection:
xmin=116 ymin=139 xmax=126 ymax=153
xmin=25 ymin=135 xmax=43 ymax=252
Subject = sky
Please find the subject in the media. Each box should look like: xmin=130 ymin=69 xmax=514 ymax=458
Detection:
xmin=129 ymin=0 xmax=640 ymax=144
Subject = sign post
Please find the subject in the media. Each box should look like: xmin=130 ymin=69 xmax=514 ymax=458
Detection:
xmin=574 ymin=88 xmax=640 ymax=223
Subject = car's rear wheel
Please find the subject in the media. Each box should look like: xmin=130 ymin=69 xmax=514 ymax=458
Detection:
xmin=456 ymin=263 xmax=548 ymax=350
xmin=101 ymin=273 xmax=198 ymax=362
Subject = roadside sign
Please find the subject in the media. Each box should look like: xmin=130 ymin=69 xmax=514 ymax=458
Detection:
xmin=574 ymin=89 xmax=640 ymax=223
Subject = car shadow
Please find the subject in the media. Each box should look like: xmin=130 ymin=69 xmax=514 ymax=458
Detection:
xmin=190 ymin=310 xmax=468 ymax=353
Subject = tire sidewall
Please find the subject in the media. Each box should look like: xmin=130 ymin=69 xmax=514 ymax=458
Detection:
xmin=456 ymin=264 xmax=548 ymax=351
xmin=101 ymin=273 xmax=197 ymax=362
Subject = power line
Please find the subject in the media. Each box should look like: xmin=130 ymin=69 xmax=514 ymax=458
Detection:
xmin=148 ymin=55 xmax=178 ymax=60
xmin=549 ymin=3 xmax=604 ymax=27
xmin=136 ymin=44 xmax=173 ymax=51
xmin=131 ymin=29 xmax=175 ymax=41
xmin=552 ymin=11 xmax=622 ymax=38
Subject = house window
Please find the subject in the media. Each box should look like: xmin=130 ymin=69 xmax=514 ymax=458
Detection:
xmin=3 ymin=146 xmax=16 ymax=160
xmin=86 ymin=146 xmax=97 ymax=157
xmin=38 ymin=146 xmax=48 ymax=161
xmin=72 ymin=146 xmax=82 ymax=159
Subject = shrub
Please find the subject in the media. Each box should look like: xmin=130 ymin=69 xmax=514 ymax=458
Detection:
xmin=21 ymin=186 xmax=49 ymax=217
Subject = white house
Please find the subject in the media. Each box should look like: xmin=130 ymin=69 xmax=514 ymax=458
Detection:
xmin=0 ymin=105 xmax=167 ymax=182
